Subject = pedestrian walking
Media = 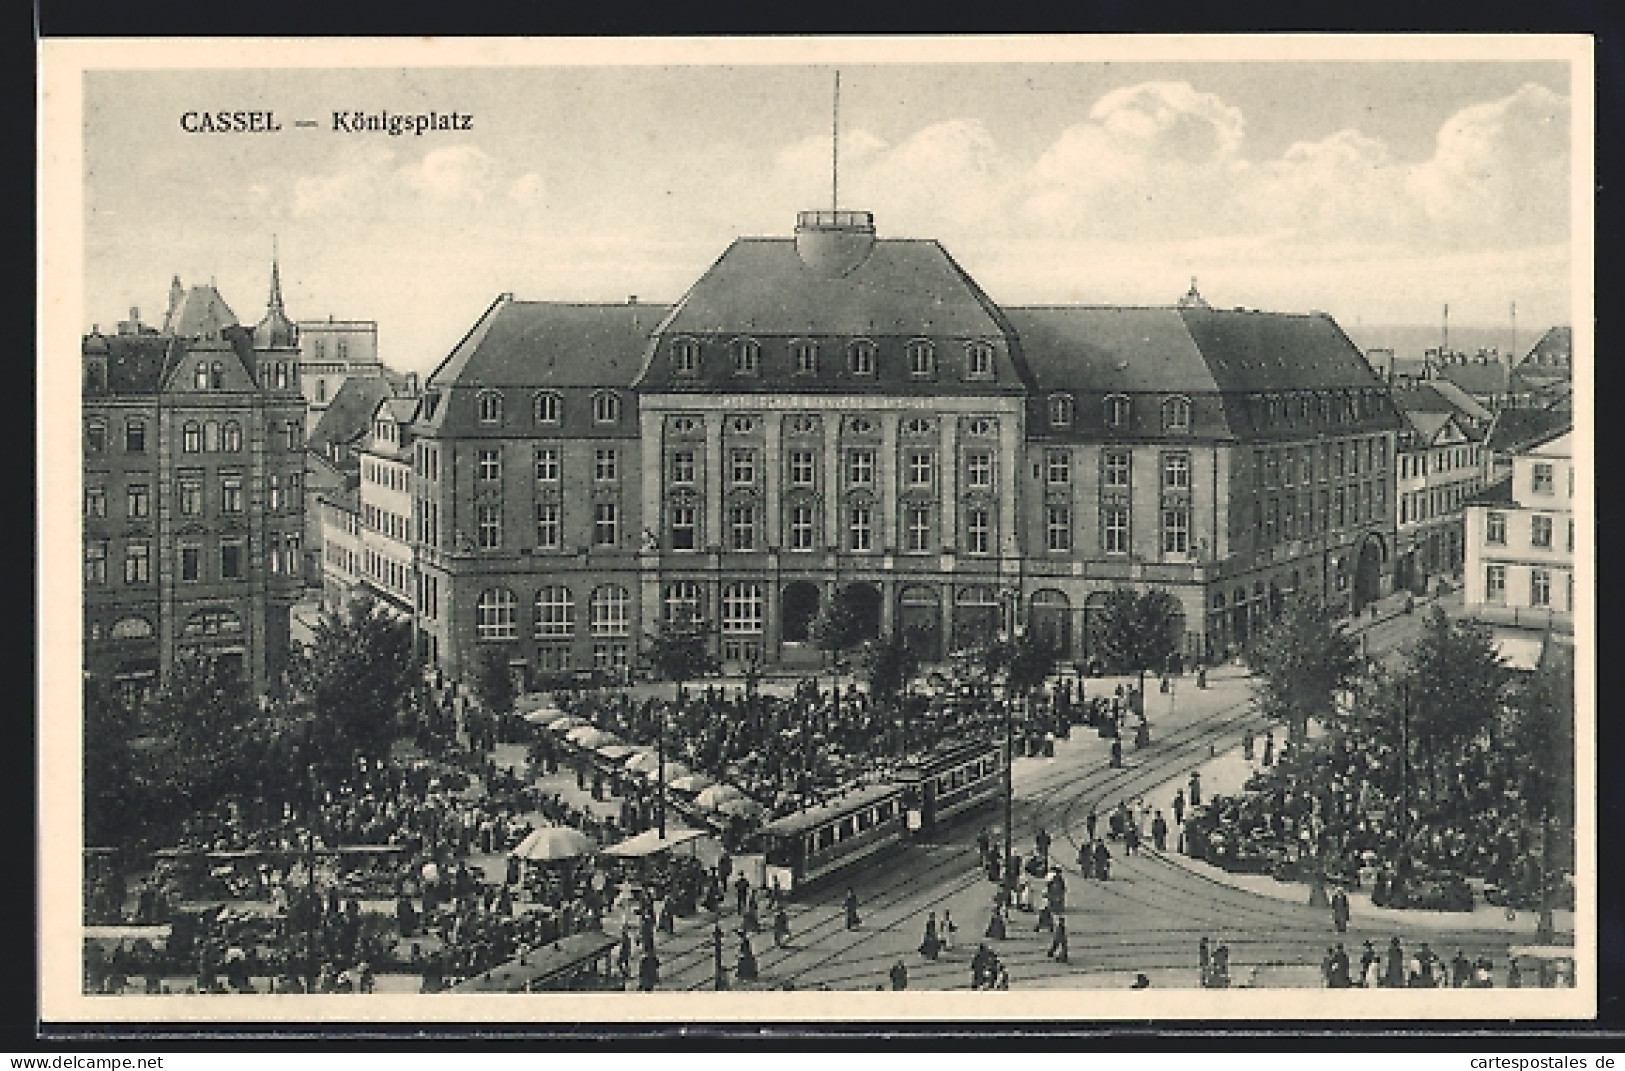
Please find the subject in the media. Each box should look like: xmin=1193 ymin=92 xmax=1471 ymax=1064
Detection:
xmin=735 ymin=873 xmax=750 ymax=915
xmin=1198 ymin=935 xmax=1210 ymax=986
xmin=1383 ymin=937 xmax=1405 ymax=989
xmin=1035 ymin=827 xmax=1051 ymax=870
xmin=1151 ymin=810 xmax=1168 ymax=852
xmin=1125 ymin=821 xmax=1141 ymax=856
xmin=890 ymin=959 xmax=909 ymax=990
xmin=985 ymin=904 xmax=1007 ymax=940
xmin=1212 ymin=942 xmax=1230 ymax=988
xmin=1331 ymin=887 xmax=1350 ymax=934
xmin=712 ymin=923 xmax=726 ymax=990
xmin=919 ymin=912 xmax=941 ymax=960
xmin=844 ymin=888 xmax=861 ymax=929
xmin=736 ymin=935 xmax=758 ymax=984
xmin=1046 ymin=916 xmax=1069 ymax=963
xmin=773 ymin=908 xmax=790 ymax=948
xmin=1085 ymin=810 xmax=1098 ymax=842
xmin=1188 ymin=770 xmax=1202 ymax=807
xmin=971 ymin=944 xmax=992 ymax=989
xmin=1262 ymin=731 xmax=1275 ymax=767
xmin=1035 ymin=901 xmax=1054 ymax=933
xmin=941 ymin=910 xmax=957 ymax=952
xmin=1093 ymin=840 xmax=1112 ymax=881
xmin=638 ymin=951 xmax=659 ymax=992
xmin=1172 ymin=789 xmax=1185 ymax=828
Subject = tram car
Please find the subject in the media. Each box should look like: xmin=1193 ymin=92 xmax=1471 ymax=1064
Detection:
xmin=895 ymin=739 xmax=1003 ymax=837
xmin=758 ymin=782 xmax=908 ymax=896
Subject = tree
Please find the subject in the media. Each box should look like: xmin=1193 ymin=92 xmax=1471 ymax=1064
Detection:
xmin=810 ymin=587 xmax=867 ymax=665
xmin=1507 ymin=639 xmax=1575 ymax=939
xmin=864 ymin=628 xmax=921 ymax=712
xmin=83 ymin=677 xmax=139 ymax=848
xmin=475 ymin=644 xmax=517 ymax=719
xmin=1246 ymin=592 xmax=1363 ymax=742
xmin=139 ymin=648 xmax=262 ymax=815
xmin=646 ymin=612 xmax=718 ymax=700
xmin=1400 ymin=606 xmax=1510 ymax=798
xmin=1087 ymin=587 xmax=1185 ymax=699
xmin=289 ymin=594 xmax=417 ymax=771
xmin=984 ymin=630 xmax=1059 ymax=700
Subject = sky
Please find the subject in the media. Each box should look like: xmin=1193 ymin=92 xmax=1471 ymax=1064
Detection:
xmin=82 ymin=55 xmax=1578 ymax=375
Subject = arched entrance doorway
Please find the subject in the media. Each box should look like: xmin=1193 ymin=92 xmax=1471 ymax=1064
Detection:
xmin=781 ymin=581 xmax=821 ymax=644
xmin=897 ymin=585 xmax=942 ymax=661
xmin=1353 ymin=533 xmax=1386 ymax=612
xmin=839 ymin=581 xmax=883 ymax=643
xmin=1028 ymin=589 xmax=1071 ymax=660
xmin=952 ymin=586 xmax=999 ymax=653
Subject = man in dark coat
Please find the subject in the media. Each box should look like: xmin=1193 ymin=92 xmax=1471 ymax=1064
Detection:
xmin=1331 ymin=887 xmax=1350 ymax=934
xmin=889 ymin=959 xmax=908 ymax=991
xmin=1151 ymin=810 xmax=1169 ymax=852
xmin=1383 ymin=937 xmax=1406 ymax=988
xmin=1093 ymin=840 xmax=1112 ymax=880
xmin=1046 ymin=916 xmax=1069 ymax=963
xmin=638 ymin=951 xmax=659 ymax=991
xmin=1172 ymin=790 xmax=1186 ymax=827
xmin=844 ymin=888 xmax=861 ymax=929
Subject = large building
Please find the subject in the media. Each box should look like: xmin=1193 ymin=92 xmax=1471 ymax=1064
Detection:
xmin=397 ymin=210 xmax=1399 ymax=686
xmin=297 ymin=317 xmax=382 ymax=428
xmin=83 ymin=264 xmax=308 ymax=702
xmin=1463 ymin=428 xmax=1574 ymax=632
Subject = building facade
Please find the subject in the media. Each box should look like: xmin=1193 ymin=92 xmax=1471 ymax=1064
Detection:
xmin=393 ymin=211 xmax=1400 ymax=686
xmin=1463 ymin=430 xmax=1574 ymax=631
xmin=83 ymin=267 xmax=308 ymax=702
xmin=297 ymin=318 xmax=383 ymax=429
xmin=356 ymin=397 xmax=420 ymax=620
xmin=1392 ymin=393 xmax=1488 ymax=593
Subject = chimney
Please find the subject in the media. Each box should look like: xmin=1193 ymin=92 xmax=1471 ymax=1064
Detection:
xmin=628 ymin=295 xmax=638 ymax=306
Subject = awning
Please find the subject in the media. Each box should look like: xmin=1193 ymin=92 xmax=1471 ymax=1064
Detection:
xmin=601 ymin=828 xmax=709 ymax=859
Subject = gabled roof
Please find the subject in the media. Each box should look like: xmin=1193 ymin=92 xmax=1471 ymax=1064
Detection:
xmin=1388 ymin=380 xmax=1493 ymax=427
xmin=1484 ymin=408 xmax=1571 ymax=454
xmin=1005 ymin=307 xmax=1221 ymax=394
xmin=1400 ymin=410 xmax=1454 ymax=444
xmin=428 ymin=298 xmax=664 ymax=390
xmin=308 ymin=375 xmax=398 ymax=453
xmin=1519 ymin=325 xmax=1572 ymax=371
xmin=94 ymin=334 xmax=183 ymax=395
xmin=165 ymin=285 xmax=240 ymax=340
xmin=1437 ymin=359 xmax=1511 ymax=397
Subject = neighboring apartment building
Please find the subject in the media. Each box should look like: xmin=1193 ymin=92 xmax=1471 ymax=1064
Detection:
xmin=297 ymin=318 xmax=382 ymax=429
xmin=1391 ymin=387 xmax=1489 ymax=593
xmin=356 ymin=396 xmax=421 ymax=623
xmin=409 ymin=210 xmax=1399 ymax=686
xmin=1463 ymin=429 xmax=1574 ymax=631
xmin=82 ymin=266 xmax=307 ymax=702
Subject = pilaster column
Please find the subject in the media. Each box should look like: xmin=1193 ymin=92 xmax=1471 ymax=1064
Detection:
xmin=999 ymin=413 xmax=1021 ymax=558
xmin=703 ymin=413 xmax=724 ymax=550
xmin=823 ymin=425 xmax=841 ymax=550
xmin=879 ymin=412 xmax=900 ymax=551
xmin=764 ymin=415 xmax=783 ymax=549
xmin=940 ymin=417 xmax=959 ymax=550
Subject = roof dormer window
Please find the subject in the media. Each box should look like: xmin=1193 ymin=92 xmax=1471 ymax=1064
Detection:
xmin=593 ymin=391 xmax=620 ymax=424
xmin=533 ymin=391 xmax=561 ymax=425
xmin=672 ymin=338 xmax=700 ymax=376
xmin=907 ymin=340 xmax=935 ymax=378
xmin=792 ymin=340 xmax=819 ymax=376
xmin=210 ymin=362 xmax=224 ymax=389
xmin=1049 ymin=394 xmax=1074 ymax=428
xmin=477 ymin=390 xmax=504 ymax=424
xmin=1105 ymin=394 xmax=1131 ymax=430
xmin=965 ymin=341 xmax=995 ymax=380
xmin=848 ymin=339 xmax=876 ymax=376
xmin=1163 ymin=396 xmax=1192 ymax=432
xmin=194 ymin=362 xmax=209 ymax=390
xmin=731 ymin=338 xmax=761 ymax=377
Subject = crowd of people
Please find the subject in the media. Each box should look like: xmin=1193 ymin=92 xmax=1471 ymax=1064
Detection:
xmin=1185 ymin=723 xmax=1570 ymax=914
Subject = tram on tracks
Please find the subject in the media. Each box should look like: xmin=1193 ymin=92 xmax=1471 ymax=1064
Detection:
xmin=757 ymin=738 xmax=1004 ymax=895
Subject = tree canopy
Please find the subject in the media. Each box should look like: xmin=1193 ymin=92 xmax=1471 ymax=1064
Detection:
xmin=646 ymin=613 xmax=719 ymax=695
xmin=475 ymin=644 xmax=517 ymax=718
xmin=1400 ymin=606 xmax=1510 ymax=795
xmin=1086 ymin=587 xmax=1184 ymax=685
xmin=864 ymin=628 xmax=922 ymax=712
xmin=289 ymin=595 xmax=417 ymax=768
xmin=1246 ymin=592 xmax=1362 ymax=741
xmin=810 ymin=587 xmax=868 ymax=661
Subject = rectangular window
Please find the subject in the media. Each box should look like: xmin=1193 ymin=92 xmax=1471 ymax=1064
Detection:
xmin=1282 ymin=451 xmax=1296 ymax=487
xmin=1486 ymin=511 xmax=1506 ymax=544
xmin=1486 ymin=564 xmax=1507 ymax=603
xmin=84 ymin=540 xmax=107 ymax=585
xmin=1334 ymin=444 xmax=1346 ymax=478
xmin=535 ymin=502 xmax=561 ymax=550
xmin=1334 ymin=488 xmax=1347 ymax=528
xmin=1045 ymin=449 xmax=1070 ymax=485
xmin=731 ymin=449 xmax=756 ymax=485
xmin=669 ymin=450 xmax=695 ymax=485
xmin=126 ymin=484 xmax=150 ymax=519
xmin=220 ymin=475 xmax=243 ymax=514
xmin=125 ymin=420 xmax=146 ymax=453
xmin=535 ymin=447 xmax=560 ymax=483
xmin=789 ymin=450 xmax=816 ymax=487
xmin=1568 ymin=517 xmax=1575 ymax=552
xmin=269 ymin=473 xmax=284 ymax=511
xmin=725 ymin=505 xmax=754 ymax=551
xmin=84 ymin=486 xmax=106 ymax=518
xmin=847 ymin=449 xmax=874 ymax=486
xmin=594 ymin=448 xmax=618 ymax=482
xmin=478 ymin=449 xmax=501 ymax=482
xmin=905 ymin=506 xmax=930 ymax=552
xmin=965 ymin=451 xmax=993 ymax=488
xmin=1045 ymin=505 xmax=1071 ymax=552
xmin=907 ymin=451 xmax=934 ymax=487
xmin=220 ymin=541 xmax=242 ymax=581
xmin=180 ymin=546 xmax=200 ymax=582
xmin=593 ymin=502 xmax=618 ymax=547
xmin=848 ymin=505 xmax=872 ymax=551
xmin=1531 ymin=515 xmax=1553 ymax=548
xmin=966 ymin=507 xmax=990 ymax=554
xmin=1162 ymin=508 xmax=1190 ymax=554
xmin=1104 ymin=506 xmax=1130 ymax=554
xmin=669 ymin=504 xmax=696 ymax=550
xmin=1530 ymin=567 xmax=1551 ymax=607
xmin=1162 ymin=453 xmax=1190 ymax=490
xmin=477 ymin=503 xmax=502 ymax=549
xmin=1104 ymin=450 xmax=1130 ymax=488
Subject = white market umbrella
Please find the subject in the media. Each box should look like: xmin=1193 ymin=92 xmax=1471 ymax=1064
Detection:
xmin=513 ymin=693 xmax=552 ymax=714
xmin=659 ymin=762 xmax=693 ymax=785
xmin=695 ymin=784 xmax=746 ymax=811
xmin=597 ymin=743 xmax=636 ymax=761
xmin=548 ymin=715 xmax=586 ymax=732
xmin=716 ymin=797 xmax=766 ymax=821
xmin=625 ymin=751 xmax=662 ymax=775
xmin=567 ymin=726 xmax=612 ymax=748
xmin=521 ymin=708 xmax=558 ymax=725
xmin=510 ymin=826 xmax=594 ymax=862
xmin=669 ymin=773 xmax=715 ymax=793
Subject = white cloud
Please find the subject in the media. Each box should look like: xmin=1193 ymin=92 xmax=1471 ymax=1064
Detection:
xmin=292 ymin=145 xmax=396 ymax=218
xmin=402 ymin=145 xmax=496 ymax=204
xmin=508 ymin=171 xmax=545 ymax=206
